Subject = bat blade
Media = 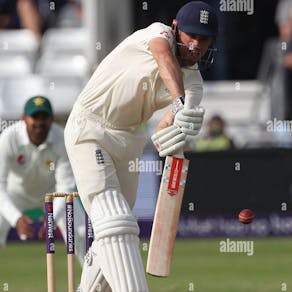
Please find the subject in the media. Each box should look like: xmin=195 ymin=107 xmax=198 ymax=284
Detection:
xmin=146 ymin=155 xmax=189 ymax=277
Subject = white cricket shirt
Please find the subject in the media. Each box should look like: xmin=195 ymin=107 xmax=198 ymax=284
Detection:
xmin=72 ymin=22 xmax=203 ymax=130
xmin=0 ymin=121 xmax=75 ymax=226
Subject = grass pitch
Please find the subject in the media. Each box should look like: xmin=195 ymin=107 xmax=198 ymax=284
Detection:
xmin=0 ymin=238 xmax=291 ymax=292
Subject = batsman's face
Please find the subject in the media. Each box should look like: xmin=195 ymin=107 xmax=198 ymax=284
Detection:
xmin=178 ymin=31 xmax=213 ymax=66
xmin=23 ymin=112 xmax=53 ymax=146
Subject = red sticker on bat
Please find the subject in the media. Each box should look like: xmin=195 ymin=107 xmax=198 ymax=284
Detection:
xmin=167 ymin=157 xmax=184 ymax=196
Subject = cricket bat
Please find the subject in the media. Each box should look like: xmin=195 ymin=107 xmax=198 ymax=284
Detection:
xmin=146 ymin=155 xmax=189 ymax=276
xmin=146 ymin=97 xmax=195 ymax=277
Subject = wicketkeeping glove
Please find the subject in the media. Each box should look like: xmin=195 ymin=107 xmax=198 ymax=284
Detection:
xmin=151 ymin=125 xmax=186 ymax=157
xmin=174 ymin=106 xmax=205 ymax=136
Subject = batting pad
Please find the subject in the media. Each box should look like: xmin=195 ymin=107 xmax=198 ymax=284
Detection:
xmin=91 ymin=190 xmax=139 ymax=240
xmin=97 ymin=234 xmax=148 ymax=292
xmin=90 ymin=190 xmax=148 ymax=292
xmin=78 ymin=241 xmax=111 ymax=292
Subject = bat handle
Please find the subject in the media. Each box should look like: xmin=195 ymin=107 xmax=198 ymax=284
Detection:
xmin=174 ymin=152 xmax=185 ymax=158
xmin=184 ymin=96 xmax=197 ymax=110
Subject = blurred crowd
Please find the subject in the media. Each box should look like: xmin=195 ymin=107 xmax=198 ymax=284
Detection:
xmin=193 ymin=115 xmax=235 ymax=152
xmin=0 ymin=0 xmax=83 ymax=40
xmin=276 ymin=0 xmax=292 ymax=120
xmin=0 ymin=0 xmax=291 ymax=150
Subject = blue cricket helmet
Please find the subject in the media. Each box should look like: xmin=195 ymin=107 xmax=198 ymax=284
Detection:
xmin=175 ymin=1 xmax=218 ymax=37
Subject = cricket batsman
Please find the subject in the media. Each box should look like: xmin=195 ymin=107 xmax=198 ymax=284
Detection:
xmin=64 ymin=1 xmax=218 ymax=291
xmin=0 ymin=96 xmax=86 ymax=264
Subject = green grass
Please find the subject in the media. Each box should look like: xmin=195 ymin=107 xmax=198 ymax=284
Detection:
xmin=0 ymin=238 xmax=291 ymax=292
xmin=0 ymin=241 xmax=81 ymax=292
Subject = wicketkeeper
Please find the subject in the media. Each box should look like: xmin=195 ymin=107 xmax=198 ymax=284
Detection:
xmin=64 ymin=1 xmax=218 ymax=291
xmin=0 ymin=96 xmax=86 ymax=264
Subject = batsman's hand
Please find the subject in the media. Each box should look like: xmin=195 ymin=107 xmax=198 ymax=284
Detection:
xmin=16 ymin=215 xmax=34 ymax=240
xmin=174 ymin=106 xmax=205 ymax=136
xmin=151 ymin=125 xmax=186 ymax=157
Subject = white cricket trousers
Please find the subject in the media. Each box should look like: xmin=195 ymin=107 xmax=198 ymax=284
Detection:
xmin=64 ymin=112 xmax=146 ymax=215
xmin=64 ymin=112 xmax=148 ymax=292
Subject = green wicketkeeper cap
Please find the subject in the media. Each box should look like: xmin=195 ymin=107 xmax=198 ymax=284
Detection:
xmin=24 ymin=96 xmax=53 ymax=116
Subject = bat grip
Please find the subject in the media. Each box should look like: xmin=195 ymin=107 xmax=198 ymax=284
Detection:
xmin=184 ymin=96 xmax=197 ymax=110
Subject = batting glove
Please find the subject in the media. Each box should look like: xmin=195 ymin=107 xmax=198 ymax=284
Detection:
xmin=151 ymin=125 xmax=186 ymax=157
xmin=174 ymin=106 xmax=205 ymax=136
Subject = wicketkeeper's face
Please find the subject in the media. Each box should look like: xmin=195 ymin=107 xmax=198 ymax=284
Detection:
xmin=178 ymin=31 xmax=213 ymax=66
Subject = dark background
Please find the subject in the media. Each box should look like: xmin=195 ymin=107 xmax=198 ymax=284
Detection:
xmin=181 ymin=149 xmax=292 ymax=215
xmin=133 ymin=0 xmax=279 ymax=80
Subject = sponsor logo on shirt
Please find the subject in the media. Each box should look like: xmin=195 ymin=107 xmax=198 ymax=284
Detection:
xmin=160 ymin=30 xmax=171 ymax=40
xmin=45 ymin=159 xmax=55 ymax=171
xmin=95 ymin=149 xmax=104 ymax=165
xmin=16 ymin=154 xmax=25 ymax=164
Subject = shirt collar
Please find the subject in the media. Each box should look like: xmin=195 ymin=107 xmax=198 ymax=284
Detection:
xmin=184 ymin=63 xmax=199 ymax=70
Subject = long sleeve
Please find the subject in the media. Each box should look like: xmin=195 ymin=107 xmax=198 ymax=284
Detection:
xmin=183 ymin=67 xmax=203 ymax=106
xmin=0 ymin=131 xmax=22 ymax=227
